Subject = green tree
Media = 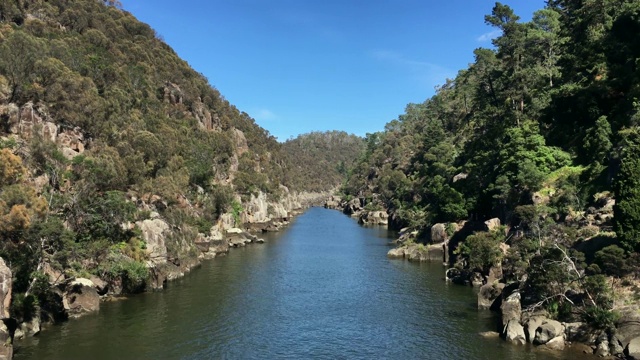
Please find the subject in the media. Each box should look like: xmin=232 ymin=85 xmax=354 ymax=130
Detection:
xmin=614 ymin=127 xmax=640 ymax=252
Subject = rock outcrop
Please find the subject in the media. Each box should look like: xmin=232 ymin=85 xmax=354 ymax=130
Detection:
xmin=500 ymin=292 xmax=525 ymax=345
xmin=0 ymin=258 xmax=12 ymax=360
xmin=62 ymin=278 xmax=101 ymax=318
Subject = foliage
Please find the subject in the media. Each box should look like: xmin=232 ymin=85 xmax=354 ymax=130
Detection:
xmin=614 ymin=127 xmax=640 ymax=252
xmin=282 ymin=131 xmax=365 ymax=192
xmin=457 ymin=229 xmax=505 ymax=274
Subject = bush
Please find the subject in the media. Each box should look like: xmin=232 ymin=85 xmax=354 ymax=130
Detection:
xmin=99 ymin=252 xmax=148 ymax=293
xmin=457 ymin=229 xmax=505 ymax=273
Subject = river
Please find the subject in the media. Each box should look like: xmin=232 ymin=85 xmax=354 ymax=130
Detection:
xmin=15 ymin=207 xmax=595 ymax=359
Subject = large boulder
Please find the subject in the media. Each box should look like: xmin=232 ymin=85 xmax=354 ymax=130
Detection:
xmin=63 ymin=279 xmax=100 ymax=318
xmin=0 ymin=321 xmax=12 ymax=360
xmin=478 ymin=282 xmax=504 ymax=310
xmin=616 ymin=310 xmax=640 ymax=348
xmin=324 ymin=196 xmax=342 ymax=210
xmin=387 ymin=247 xmax=405 ymax=258
xmin=626 ymin=336 xmax=640 ymax=360
xmin=534 ymin=319 xmax=564 ymax=345
xmin=484 ymin=218 xmax=501 ymax=232
xmin=524 ymin=315 xmax=545 ymax=343
xmin=431 ymin=223 xmax=447 ymax=243
xmin=504 ymin=320 xmax=526 ymax=345
xmin=563 ymin=322 xmax=594 ymax=343
xmin=358 ymin=210 xmax=388 ymax=226
xmin=500 ymin=291 xmax=522 ymax=329
xmin=542 ymin=336 xmax=565 ymax=351
xmin=0 ymin=258 xmax=11 ymax=319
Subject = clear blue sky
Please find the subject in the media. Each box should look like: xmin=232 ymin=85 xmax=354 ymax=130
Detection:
xmin=120 ymin=1 xmax=546 ymax=141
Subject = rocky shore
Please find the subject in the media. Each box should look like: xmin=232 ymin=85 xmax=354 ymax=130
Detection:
xmin=0 ymin=190 xmax=329 ymax=359
xmin=324 ymin=195 xmax=640 ymax=359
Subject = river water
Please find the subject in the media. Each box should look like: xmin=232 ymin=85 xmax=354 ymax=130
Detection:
xmin=15 ymin=207 xmax=594 ymax=359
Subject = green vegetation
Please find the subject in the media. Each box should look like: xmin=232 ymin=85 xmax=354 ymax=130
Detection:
xmin=282 ymin=131 xmax=365 ymax=192
xmin=0 ymin=0 xmax=362 ymax=326
xmin=342 ymin=0 xmax=640 ymax=328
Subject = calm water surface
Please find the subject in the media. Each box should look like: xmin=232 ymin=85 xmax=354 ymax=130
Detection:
xmin=15 ymin=208 xmax=595 ymax=359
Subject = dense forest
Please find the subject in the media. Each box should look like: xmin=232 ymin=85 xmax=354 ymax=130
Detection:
xmin=0 ymin=0 xmax=361 ymax=343
xmin=282 ymin=131 xmax=364 ymax=192
xmin=342 ymin=0 xmax=640 ymax=334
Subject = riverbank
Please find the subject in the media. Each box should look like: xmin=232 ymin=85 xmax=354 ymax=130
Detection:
xmin=2 ymin=190 xmax=330 ymax=359
xmin=14 ymin=208 xmax=591 ymax=360
xmin=324 ymin=196 xmax=640 ymax=359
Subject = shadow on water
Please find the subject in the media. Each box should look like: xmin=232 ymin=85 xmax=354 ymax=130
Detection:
xmin=15 ymin=208 xmax=597 ymax=360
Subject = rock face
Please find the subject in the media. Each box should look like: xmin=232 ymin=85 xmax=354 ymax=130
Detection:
xmin=137 ymin=218 xmax=170 ymax=266
xmin=0 ymin=258 xmax=11 ymax=319
xmin=478 ymin=282 xmax=504 ymax=310
xmin=0 ymin=258 xmax=12 ymax=360
xmin=358 ymin=210 xmax=388 ymax=226
xmin=323 ymin=196 xmax=342 ymax=210
xmin=62 ymin=279 xmax=100 ymax=318
xmin=500 ymin=292 xmax=525 ymax=345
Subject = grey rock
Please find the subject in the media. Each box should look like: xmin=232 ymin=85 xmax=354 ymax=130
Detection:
xmin=534 ymin=319 xmax=564 ymax=345
xmin=504 ymin=320 xmax=526 ymax=345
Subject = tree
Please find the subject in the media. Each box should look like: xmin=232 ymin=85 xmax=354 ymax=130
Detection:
xmin=614 ymin=127 xmax=640 ymax=252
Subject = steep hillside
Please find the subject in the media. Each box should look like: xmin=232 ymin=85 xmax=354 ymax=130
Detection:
xmin=342 ymin=1 xmax=640 ymax=353
xmin=0 ymin=0 xmax=357 ymax=349
xmin=282 ymin=131 xmax=364 ymax=192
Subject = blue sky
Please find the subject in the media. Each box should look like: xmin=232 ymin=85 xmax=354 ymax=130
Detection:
xmin=120 ymin=1 xmax=546 ymax=141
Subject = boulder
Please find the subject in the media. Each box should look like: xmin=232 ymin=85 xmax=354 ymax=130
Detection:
xmin=500 ymin=291 xmax=521 ymax=329
xmin=0 ymin=258 xmax=11 ymax=360
xmin=595 ymin=339 xmax=610 ymax=357
xmin=431 ymin=223 xmax=447 ymax=243
xmin=387 ymin=247 xmax=405 ymax=258
xmin=359 ymin=210 xmax=388 ymax=226
xmin=541 ymin=335 xmax=565 ymax=351
xmin=343 ymin=198 xmax=362 ymax=216
xmin=609 ymin=335 xmax=624 ymax=356
xmin=563 ymin=322 xmax=593 ymax=343
xmin=324 ymin=196 xmax=341 ymax=210
xmin=504 ymin=320 xmax=526 ymax=345
xmin=616 ymin=311 xmax=640 ymax=348
xmin=0 ymin=321 xmax=12 ymax=360
xmin=89 ymin=276 xmax=109 ymax=295
xmin=484 ymin=218 xmax=501 ymax=232
xmin=63 ymin=280 xmax=100 ymax=318
xmin=0 ymin=258 xmax=12 ymax=319
xmin=478 ymin=282 xmax=504 ymax=310
xmin=17 ymin=315 xmax=41 ymax=338
xmin=534 ymin=319 xmax=564 ymax=345
xmin=524 ymin=316 xmax=545 ymax=343
xmin=453 ymin=172 xmax=468 ymax=183
xmin=626 ymin=336 xmax=640 ymax=359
